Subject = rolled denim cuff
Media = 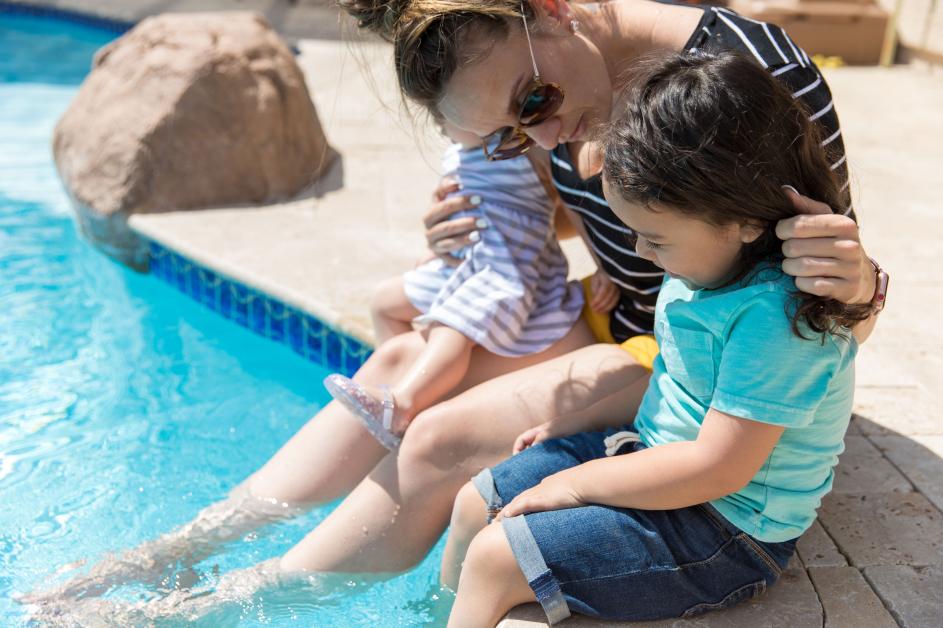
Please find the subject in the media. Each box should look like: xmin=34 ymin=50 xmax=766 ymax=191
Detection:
xmin=471 ymin=468 xmax=503 ymax=524
xmin=502 ymin=514 xmax=571 ymax=625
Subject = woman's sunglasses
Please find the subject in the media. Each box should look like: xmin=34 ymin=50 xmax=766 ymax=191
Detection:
xmin=482 ymin=7 xmax=565 ymax=161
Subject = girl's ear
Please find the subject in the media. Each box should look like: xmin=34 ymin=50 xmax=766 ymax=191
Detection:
xmin=738 ymin=221 xmax=765 ymax=244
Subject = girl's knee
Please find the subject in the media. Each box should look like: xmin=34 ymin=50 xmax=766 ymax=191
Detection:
xmin=464 ymin=523 xmax=517 ymax=577
xmin=450 ymin=482 xmax=489 ymax=539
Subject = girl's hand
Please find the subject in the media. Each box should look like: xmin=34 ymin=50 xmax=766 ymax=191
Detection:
xmin=776 ymin=187 xmax=875 ymax=305
xmin=513 ymin=422 xmax=556 ymax=454
xmin=589 ymin=269 xmax=619 ymax=313
xmin=423 ymin=177 xmax=485 ymax=266
xmin=498 ymin=471 xmax=585 ymax=519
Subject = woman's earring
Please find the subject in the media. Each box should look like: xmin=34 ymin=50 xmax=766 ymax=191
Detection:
xmin=569 ymin=18 xmax=581 ymax=33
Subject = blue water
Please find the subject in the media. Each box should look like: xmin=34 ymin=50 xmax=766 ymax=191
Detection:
xmin=0 ymin=14 xmax=448 ymax=626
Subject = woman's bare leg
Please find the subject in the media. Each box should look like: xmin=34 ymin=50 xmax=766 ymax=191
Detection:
xmin=448 ymin=524 xmax=535 ymax=628
xmin=279 ymin=331 xmax=650 ymax=573
xmin=26 ymin=332 xmax=430 ymax=603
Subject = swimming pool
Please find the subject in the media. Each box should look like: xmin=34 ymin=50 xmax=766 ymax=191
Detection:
xmin=0 ymin=10 xmax=448 ymax=626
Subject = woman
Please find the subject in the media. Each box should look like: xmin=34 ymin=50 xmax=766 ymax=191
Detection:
xmin=33 ymin=0 xmax=882 ymax=610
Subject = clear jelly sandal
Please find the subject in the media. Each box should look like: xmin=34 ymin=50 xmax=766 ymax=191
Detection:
xmin=323 ymin=374 xmax=402 ymax=451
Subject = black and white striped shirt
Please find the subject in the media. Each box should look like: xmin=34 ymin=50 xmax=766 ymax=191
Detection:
xmin=550 ymin=6 xmax=852 ymax=342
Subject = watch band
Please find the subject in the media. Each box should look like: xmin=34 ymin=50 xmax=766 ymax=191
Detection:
xmin=868 ymin=257 xmax=889 ymax=313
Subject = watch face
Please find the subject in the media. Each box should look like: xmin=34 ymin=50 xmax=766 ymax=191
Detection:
xmin=873 ymin=270 xmax=889 ymax=311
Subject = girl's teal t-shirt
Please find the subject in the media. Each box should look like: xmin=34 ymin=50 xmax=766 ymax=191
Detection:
xmin=633 ymin=268 xmax=857 ymax=542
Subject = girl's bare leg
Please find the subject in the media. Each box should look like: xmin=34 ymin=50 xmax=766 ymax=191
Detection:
xmin=438 ymin=367 xmax=652 ymax=591
xmin=448 ymin=524 xmax=535 ymax=628
xmin=279 ymin=328 xmax=650 ymax=573
xmin=25 ymin=332 xmax=430 ymax=603
xmin=441 ymin=483 xmax=490 ymax=591
xmin=370 ymin=276 xmax=420 ymax=344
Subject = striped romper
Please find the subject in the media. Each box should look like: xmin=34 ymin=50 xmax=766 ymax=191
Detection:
xmin=403 ymin=143 xmax=584 ymax=357
xmin=551 ymin=6 xmax=855 ymax=342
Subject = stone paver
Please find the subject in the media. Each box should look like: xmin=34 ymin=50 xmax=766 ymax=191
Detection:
xmin=832 ymin=435 xmax=913 ymax=495
xmin=807 ymin=566 xmax=897 ymax=628
xmin=818 ymin=491 xmax=943 ymax=567
xmin=797 ymin=519 xmax=848 ymax=568
xmin=871 ymin=435 xmax=943 ymax=513
xmin=863 ymin=565 xmax=943 ymax=628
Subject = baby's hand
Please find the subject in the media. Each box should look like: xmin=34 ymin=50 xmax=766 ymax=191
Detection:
xmin=589 ymin=270 xmax=619 ymax=314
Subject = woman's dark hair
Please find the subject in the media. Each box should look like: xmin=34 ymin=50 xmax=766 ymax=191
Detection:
xmin=339 ymin=0 xmax=528 ymax=113
xmin=602 ymin=50 xmax=869 ymax=338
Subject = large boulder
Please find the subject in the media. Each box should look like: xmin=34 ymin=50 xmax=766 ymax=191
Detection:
xmin=53 ymin=12 xmax=335 ymax=267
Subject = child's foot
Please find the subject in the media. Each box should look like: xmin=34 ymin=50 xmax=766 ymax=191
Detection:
xmin=323 ymin=375 xmax=409 ymax=450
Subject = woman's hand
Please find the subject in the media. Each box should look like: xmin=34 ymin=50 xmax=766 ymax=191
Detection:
xmin=423 ymin=177 xmax=485 ymax=266
xmin=589 ymin=269 xmax=619 ymax=313
xmin=497 ymin=470 xmax=586 ymax=519
xmin=776 ymin=187 xmax=875 ymax=305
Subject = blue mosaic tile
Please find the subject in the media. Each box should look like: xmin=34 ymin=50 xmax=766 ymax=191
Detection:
xmin=304 ymin=316 xmax=325 ymax=363
xmin=248 ymin=295 xmax=266 ymax=335
xmin=287 ymin=312 xmax=304 ymax=355
xmin=268 ymin=314 xmax=285 ymax=343
xmin=144 ymin=238 xmax=371 ymax=376
xmin=325 ymin=332 xmax=343 ymax=372
xmin=232 ymin=285 xmax=250 ymax=328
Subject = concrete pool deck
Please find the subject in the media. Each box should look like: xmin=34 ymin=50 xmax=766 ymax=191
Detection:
xmin=26 ymin=1 xmax=943 ymax=623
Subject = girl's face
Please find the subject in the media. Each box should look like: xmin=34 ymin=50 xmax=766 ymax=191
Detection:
xmin=436 ymin=21 xmax=611 ymax=151
xmin=604 ymin=180 xmax=762 ymax=290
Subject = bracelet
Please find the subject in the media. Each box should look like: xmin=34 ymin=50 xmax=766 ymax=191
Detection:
xmin=868 ymin=257 xmax=889 ymax=313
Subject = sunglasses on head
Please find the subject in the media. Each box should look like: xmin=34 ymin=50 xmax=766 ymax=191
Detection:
xmin=482 ymin=6 xmax=565 ymax=161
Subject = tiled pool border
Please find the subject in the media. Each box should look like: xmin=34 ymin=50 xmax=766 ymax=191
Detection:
xmin=0 ymin=0 xmax=133 ymax=32
xmin=147 ymin=240 xmax=373 ymax=376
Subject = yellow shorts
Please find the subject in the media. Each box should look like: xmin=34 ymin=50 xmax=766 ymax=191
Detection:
xmin=580 ymin=276 xmax=659 ymax=371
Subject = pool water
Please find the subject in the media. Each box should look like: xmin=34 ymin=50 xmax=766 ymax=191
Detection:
xmin=0 ymin=13 xmax=448 ymax=626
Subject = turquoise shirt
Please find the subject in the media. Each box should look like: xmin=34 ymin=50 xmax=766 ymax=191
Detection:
xmin=633 ymin=267 xmax=857 ymax=542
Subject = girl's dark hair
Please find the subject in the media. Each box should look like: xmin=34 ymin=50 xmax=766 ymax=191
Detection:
xmin=602 ymin=51 xmax=869 ymax=339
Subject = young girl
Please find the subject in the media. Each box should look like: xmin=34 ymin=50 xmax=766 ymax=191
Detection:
xmin=442 ymin=50 xmax=871 ymax=626
xmin=323 ymin=122 xmax=593 ymax=449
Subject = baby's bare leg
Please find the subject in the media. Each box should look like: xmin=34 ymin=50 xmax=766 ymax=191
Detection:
xmin=391 ymin=324 xmax=474 ymax=427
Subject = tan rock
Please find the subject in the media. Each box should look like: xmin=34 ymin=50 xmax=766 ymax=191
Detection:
xmin=53 ymin=11 xmax=334 ymax=267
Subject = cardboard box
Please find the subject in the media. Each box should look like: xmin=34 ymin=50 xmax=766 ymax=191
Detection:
xmin=728 ymin=0 xmax=889 ymax=64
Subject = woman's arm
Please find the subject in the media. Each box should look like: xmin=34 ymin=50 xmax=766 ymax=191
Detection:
xmin=777 ymin=187 xmax=880 ymax=344
xmin=500 ymin=408 xmax=784 ymax=516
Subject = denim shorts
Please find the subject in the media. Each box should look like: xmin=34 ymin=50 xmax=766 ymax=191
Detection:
xmin=472 ymin=428 xmax=797 ymax=625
